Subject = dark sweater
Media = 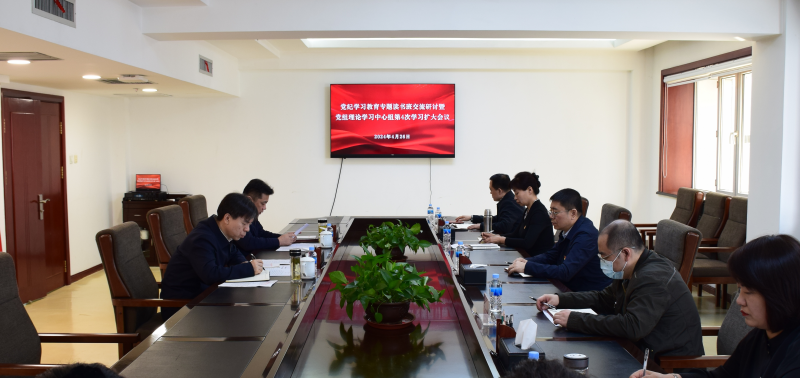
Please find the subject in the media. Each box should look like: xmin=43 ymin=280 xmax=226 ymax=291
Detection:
xmin=557 ymin=249 xmax=705 ymax=358
xmin=161 ymin=216 xmax=254 ymax=319
xmin=682 ymin=325 xmax=800 ymax=378
xmin=471 ymin=191 xmax=525 ymax=234
xmin=233 ymin=217 xmax=281 ymax=252
xmin=524 ymin=216 xmax=612 ymax=292
xmin=501 ymin=199 xmax=554 ymax=257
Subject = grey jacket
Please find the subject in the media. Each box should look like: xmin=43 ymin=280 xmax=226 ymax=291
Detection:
xmin=557 ymin=248 xmax=705 ymax=357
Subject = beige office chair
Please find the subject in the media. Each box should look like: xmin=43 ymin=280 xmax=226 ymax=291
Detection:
xmin=598 ymin=203 xmax=632 ymax=232
xmin=638 ymin=187 xmax=705 ymax=249
xmin=652 ymin=219 xmax=702 ymax=285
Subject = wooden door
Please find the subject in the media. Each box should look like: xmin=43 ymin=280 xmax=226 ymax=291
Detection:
xmin=2 ymin=90 xmax=69 ymax=302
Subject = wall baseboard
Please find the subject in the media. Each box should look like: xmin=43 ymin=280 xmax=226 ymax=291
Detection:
xmin=69 ymin=264 xmax=103 ymax=284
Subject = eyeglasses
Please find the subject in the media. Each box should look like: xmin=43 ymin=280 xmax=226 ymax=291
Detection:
xmin=598 ymin=247 xmax=627 ymax=261
xmin=548 ymin=210 xmax=565 ymax=217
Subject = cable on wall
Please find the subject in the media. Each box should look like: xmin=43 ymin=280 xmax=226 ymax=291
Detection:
xmin=330 ymin=158 xmax=344 ymax=216
xmin=429 ymin=158 xmax=432 ymax=204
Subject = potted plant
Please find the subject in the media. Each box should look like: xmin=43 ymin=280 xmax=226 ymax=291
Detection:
xmin=328 ymin=252 xmax=444 ymax=323
xmin=358 ymin=220 xmax=433 ymax=260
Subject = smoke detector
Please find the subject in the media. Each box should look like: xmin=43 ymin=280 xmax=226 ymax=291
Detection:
xmin=117 ymin=74 xmax=149 ymax=83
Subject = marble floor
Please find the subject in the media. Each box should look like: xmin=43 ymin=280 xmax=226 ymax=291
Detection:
xmin=23 ymin=269 xmax=727 ymax=367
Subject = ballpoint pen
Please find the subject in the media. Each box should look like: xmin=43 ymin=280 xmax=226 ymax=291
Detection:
xmin=642 ymin=348 xmax=649 ymax=376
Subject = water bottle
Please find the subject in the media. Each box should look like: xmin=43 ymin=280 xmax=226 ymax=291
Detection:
xmin=490 ymin=273 xmax=503 ymax=314
xmin=442 ymin=221 xmax=451 ymax=257
xmin=456 ymin=241 xmax=465 ymax=265
xmin=427 ymin=204 xmax=434 ymax=227
xmin=435 ymin=207 xmax=442 ymax=231
xmin=455 ymin=250 xmax=462 ymax=275
xmin=326 ymin=223 xmax=333 ymax=233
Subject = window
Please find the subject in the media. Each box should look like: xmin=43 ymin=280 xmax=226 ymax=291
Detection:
xmin=658 ymin=47 xmax=752 ymax=196
xmin=692 ymin=71 xmax=752 ymax=196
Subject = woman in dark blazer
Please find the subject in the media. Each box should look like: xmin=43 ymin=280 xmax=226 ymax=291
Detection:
xmin=630 ymin=234 xmax=800 ymax=378
xmin=481 ymin=171 xmax=554 ymax=257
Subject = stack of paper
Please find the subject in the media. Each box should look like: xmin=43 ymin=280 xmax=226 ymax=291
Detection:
xmin=451 ymin=224 xmax=474 ymax=230
xmin=277 ymin=243 xmax=319 ymax=251
xmin=543 ymin=308 xmax=597 ymax=327
xmin=451 ymin=243 xmax=501 ymax=249
xmin=227 ymin=269 xmax=270 ymax=282
xmin=220 ymin=280 xmax=278 ymax=288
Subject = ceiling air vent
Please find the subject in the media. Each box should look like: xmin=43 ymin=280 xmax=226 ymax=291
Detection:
xmin=32 ymin=0 xmax=76 ymax=28
xmin=98 ymin=79 xmax=158 ymax=85
xmin=0 ymin=52 xmax=60 ymax=61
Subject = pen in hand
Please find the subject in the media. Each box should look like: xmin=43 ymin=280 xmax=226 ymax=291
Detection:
xmin=250 ymin=253 xmax=257 ymax=261
xmin=642 ymin=348 xmax=649 ymax=377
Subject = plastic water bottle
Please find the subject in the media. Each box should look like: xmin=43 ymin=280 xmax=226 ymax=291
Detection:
xmin=435 ymin=207 xmax=442 ymax=228
xmin=490 ymin=273 xmax=503 ymax=314
xmin=427 ymin=204 xmax=434 ymax=227
xmin=456 ymin=241 xmax=465 ymax=264
xmin=326 ymin=223 xmax=333 ymax=233
xmin=442 ymin=221 xmax=451 ymax=257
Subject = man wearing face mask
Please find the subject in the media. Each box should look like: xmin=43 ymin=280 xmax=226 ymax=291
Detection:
xmin=535 ymin=220 xmax=704 ymax=358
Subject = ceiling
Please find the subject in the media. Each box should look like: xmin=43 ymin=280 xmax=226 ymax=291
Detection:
xmin=0 ymin=28 xmax=228 ymax=97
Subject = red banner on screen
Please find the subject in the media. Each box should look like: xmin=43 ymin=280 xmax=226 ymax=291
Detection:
xmin=330 ymin=84 xmax=455 ymax=157
xmin=135 ymin=174 xmax=161 ymax=190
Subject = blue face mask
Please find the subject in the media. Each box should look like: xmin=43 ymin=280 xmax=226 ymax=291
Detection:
xmin=599 ymin=248 xmax=627 ymax=280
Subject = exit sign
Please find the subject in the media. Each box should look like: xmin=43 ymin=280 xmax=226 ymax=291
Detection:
xmin=199 ymin=56 xmax=213 ymax=76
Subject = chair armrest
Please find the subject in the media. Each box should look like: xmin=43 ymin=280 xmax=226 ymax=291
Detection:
xmin=39 ymin=333 xmax=140 ymax=344
xmin=0 ymin=364 xmax=60 ymax=376
xmin=698 ymin=247 xmax=738 ymax=254
xmin=633 ymin=224 xmax=658 ymax=228
xmin=112 ymin=298 xmax=190 ymax=308
xmin=702 ymin=326 xmax=720 ymax=336
xmin=659 ymin=355 xmax=729 ymax=372
xmin=700 ymin=238 xmax=719 ymax=246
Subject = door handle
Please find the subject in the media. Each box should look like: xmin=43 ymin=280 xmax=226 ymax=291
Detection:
xmin=38 ymin=194 xmax=51 ymax=220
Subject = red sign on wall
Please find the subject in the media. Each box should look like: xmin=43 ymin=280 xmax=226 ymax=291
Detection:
xmin=135 ymin=174 xmax=161 ymax=190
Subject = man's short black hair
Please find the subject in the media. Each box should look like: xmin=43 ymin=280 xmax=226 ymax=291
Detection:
xmin=243 ymin=179 xmax=274 ymax=198
xmin=509 ymin=171 xmax=542 ymax=195
xmin=503 ymin=358 xmax=584 ymax=378
xmin=600 ymin=219 xmax=645 ymax=252
xmin=216 ymin=193 xmax=258 ymax=222
xmin=37 ymin=363 xmax=122 ymax=378
xmin=490 ymin=174 xmax=512 ymax=192
xmin=549 ymin=188 xmax=583 ymax=216
xmin=728 ymin=234 xmax=800 ymax=332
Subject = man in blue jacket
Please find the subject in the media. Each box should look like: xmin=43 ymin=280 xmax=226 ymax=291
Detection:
xmin=161 ymin=193 xmax=264 ymax=319
xmin=455 ymin=173 xmax=525 ymax=234
xmin=507 ymin=188 xmax=611 ymax=292
xmin=234 ymin=179 xmax=295 ymax=252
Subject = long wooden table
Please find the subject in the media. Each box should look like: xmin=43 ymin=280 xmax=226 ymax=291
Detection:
xmin=111 ymin=216 xmax=654 ymax=378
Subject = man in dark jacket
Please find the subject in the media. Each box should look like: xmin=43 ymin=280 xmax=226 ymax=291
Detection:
xmin=507 ymin=188 xmax=611 ymax=292
xmin=234 ymin=179 xmax=295 ymax=252
xmin=535 ymin=219 xmax=705 ymax=358
xmin=161 ymin=193 xmax=264 ymax=319
xmin=455 ymin=173 xmax=524 ymax=234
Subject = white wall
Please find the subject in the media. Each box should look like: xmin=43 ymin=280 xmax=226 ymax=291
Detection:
xmin=634 ymin=41 xmax=754 ymax=223
xmin=126 ymin=67 xmax=636 ymax=232
xmin=0 ymin=83 xmax=129 ymax=274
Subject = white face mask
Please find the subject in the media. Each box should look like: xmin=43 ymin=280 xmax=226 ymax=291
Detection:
xmin=599 ymin=248 xmax=627 ymax=280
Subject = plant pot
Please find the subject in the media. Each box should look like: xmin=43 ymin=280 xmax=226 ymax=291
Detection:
xmin=366 ymin=301 xmax=410 ymax=323
xmin=374 ymin=247 xmax=407 ymax=261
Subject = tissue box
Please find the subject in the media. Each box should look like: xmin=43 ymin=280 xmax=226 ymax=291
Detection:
xmin=498 ymin=338 xmax=546 ymax=372
xmin=459 ymin=264 xmax=487 ymax=285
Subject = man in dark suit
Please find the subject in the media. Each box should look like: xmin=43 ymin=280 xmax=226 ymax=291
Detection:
xmin=455 ymin=173 xmax=525 ymax=234
xmin=233 ymin=179 xmax=296 ymax=252
xmin=507 ymin=188 xmax=611 ymax=292
xmin=161 ymin=193 xmax=264 ymax=319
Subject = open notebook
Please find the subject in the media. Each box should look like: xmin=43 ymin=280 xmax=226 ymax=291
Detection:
xmin=227 ymin=269 xmax=270 ymax=283
xmin=543 ymin=308 xmax=597 ymax=327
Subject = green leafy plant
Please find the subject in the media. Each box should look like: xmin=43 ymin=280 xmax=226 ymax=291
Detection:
xmin=358 ymin=220 xmax=433 ymax=256
xmin=327 ymin=252 xmax=445 ymax=323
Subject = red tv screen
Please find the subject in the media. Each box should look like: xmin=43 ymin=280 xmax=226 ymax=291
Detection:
xmin=330 ymin=84 xmax=455 ymax=158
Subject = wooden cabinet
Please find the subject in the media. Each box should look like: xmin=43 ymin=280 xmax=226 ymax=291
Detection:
xmin=122 ymin=194 xmax=189 ymax=266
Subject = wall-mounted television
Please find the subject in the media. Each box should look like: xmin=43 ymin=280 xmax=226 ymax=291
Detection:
xmin=330 ymin=84 xmax=455 ymax=158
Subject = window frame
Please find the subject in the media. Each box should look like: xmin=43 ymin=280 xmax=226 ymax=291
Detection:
xmin=657 ymin=47 xmax=752 ymax=197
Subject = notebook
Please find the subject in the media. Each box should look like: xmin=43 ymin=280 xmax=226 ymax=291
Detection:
xmin=543 ymin=308 xmax=597 ymax=327
xmin=227 ymin=269 xmax=270 ymax=283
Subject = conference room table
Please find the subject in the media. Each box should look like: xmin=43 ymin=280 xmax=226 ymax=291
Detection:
xmin=111 ymin=216 xmax=657 ymax=378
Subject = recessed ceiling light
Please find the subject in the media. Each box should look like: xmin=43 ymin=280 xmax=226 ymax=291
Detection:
xmin=142 ymin=88 xmax=158 ymax=92
xmin=734 ymin=37 xmax=746 ymax=41
xmin=7 ymin=60 xmax=31 ymax=65
xmin=82 ymin=74 xmax=101 ymax=80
